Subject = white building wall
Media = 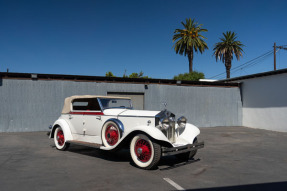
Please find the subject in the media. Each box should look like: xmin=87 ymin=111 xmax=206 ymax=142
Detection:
xmin=241 ymin=73 xmax=287 ymax=132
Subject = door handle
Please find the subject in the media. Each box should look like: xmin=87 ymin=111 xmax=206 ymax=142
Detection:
xmin=69 ymin=114 xmax=73 ymax=119
xmin=96 ymin=116 xmax=101 ymax=120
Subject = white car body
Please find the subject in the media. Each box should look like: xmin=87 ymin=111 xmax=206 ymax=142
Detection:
xmin=50 ymin=95 xmax=204 ymax=169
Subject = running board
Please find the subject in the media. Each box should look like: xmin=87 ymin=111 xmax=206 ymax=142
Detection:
xmin=66 ymin=140 xmax=102 ymax=149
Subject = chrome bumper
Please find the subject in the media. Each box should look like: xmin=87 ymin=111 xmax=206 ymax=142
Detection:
xmin=161 ymin=141 xmax=204 ymax=156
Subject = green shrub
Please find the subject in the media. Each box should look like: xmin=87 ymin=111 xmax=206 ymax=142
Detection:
xmin=105 ymin=71 xmax=150 ymax=79
xmin=105 ymin=71 xmax=116 ymax=77
xmin=173 ymin=71 xmax=205 ymax=81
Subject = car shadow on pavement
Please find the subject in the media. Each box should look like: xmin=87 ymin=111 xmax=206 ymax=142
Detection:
xmin=51 ymin=144 xmax=202 ymax=170
xmin=158 ymin=156 xmax=200 ymax=170
xmin=66 ymin=145 xmax=131 ymax=162
xmin=185 ymin=181 xmax=287 ymax=191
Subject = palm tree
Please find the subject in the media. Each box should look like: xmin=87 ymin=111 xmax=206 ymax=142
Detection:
xmin=213 ymin=31 xmax=244 ymax=79
xmin=173 ymin=18 xmax=208 ymax=73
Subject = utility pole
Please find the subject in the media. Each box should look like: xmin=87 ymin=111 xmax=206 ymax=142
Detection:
xmin=274 ymin=42 xmax=276 ymax=71
xmin=273 ymin=43 xmax=287 ymax=71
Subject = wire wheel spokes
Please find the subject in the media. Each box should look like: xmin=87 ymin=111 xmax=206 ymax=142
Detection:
xmin=105 ymin=125 xmax=119 ymax=146
xmin=135 ymin=139 xmax=152 ymax=162
xmin=57 ymin=130 xmax=65 ymax=146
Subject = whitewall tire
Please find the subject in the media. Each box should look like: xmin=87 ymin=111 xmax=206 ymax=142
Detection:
xmin=130 ymin=134 xmax=161 ymax=170
xmin=54 ymin=126 xmax=69 ymax=150
xmin=102 ymin=121 xmax=121 ymax=147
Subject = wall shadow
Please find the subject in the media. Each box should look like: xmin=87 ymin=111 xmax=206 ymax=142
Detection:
xmin=241 ymin=75 xmax=287 ymax=108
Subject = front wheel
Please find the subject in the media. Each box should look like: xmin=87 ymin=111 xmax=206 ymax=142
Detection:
xmin=130 ymin=134 xmax=161 ymax=170
xmin=54 ymin=126 xmax=70 ymax=150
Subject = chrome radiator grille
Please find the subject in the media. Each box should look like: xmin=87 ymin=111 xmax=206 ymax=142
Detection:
xmin=166 ymin=121 xmax=175 ymax=143
xmin=155 ymin=110 xmax=176 ymax=143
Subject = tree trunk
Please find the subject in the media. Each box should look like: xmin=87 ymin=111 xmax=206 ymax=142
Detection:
xmin=188 ymin=48 xmax=194 ymax=73
xmin=225 ymin=56 xmax=232 ymax=79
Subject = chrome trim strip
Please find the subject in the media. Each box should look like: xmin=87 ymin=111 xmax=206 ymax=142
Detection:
xmin=117 ymin=109 xmax=128 ymax=116
xmin=118 ymin=115 xmax=155 ymax=118
xmin=167 ymin=121 xmax=175 ymax=143
xmin=63 ymin=113 xmax=156 ymax=118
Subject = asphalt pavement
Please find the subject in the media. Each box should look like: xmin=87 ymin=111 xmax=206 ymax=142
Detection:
xmin=0 ymin=126 xmax=287 ymax=191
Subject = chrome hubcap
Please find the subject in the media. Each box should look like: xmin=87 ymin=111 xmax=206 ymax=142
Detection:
xmin=137 ymin=148 xmax=142 ymax=155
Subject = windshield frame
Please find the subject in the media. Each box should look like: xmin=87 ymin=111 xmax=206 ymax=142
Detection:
xmin=98 ymin=98 xmax=133 ymax=110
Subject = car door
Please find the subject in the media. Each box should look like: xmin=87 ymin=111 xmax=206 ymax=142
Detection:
xmin=69 ymin=113 xmax=84 ymax=134
xmin=68 ymin=99 xmax=87 ymax=134
xmin=84 ymin=112 xmax=104 ymax=136
xmin=83 ymin=98 xmax=103 ymax=136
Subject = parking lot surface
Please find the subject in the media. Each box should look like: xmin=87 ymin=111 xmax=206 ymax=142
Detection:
xmin=0 ymin=126 xmax=287 ymax=191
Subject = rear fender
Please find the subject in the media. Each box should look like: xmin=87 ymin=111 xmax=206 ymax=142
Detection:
xmin=49 ymin=119 xmax=73 ymax=141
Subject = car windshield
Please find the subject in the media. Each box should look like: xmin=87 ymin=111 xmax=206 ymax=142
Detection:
xmin=98 ymin=98 xmax=132 ymax=109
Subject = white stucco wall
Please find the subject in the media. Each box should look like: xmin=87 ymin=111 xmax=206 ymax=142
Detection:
xmin=240 ymin=73 xmax=287 ymax=132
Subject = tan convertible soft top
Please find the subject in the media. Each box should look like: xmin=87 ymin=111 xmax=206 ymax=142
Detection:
xmin=61 ymin=95 xmax=131 ymax=114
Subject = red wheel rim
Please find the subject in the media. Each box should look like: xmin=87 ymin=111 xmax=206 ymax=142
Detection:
xmin=56 ymin=129 xmax=65 ymax=146
xmin=134 ymin=139 xmax=152 ymax=162
xmin=105 ymin=125 xmax=119 ymax=146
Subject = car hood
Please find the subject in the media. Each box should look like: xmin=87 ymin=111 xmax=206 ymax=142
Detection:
xmin=103 ymin=109 xmax=160 ymax=117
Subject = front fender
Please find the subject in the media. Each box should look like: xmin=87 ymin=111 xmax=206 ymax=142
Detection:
xmin=125 ymin=125 xmax=170 ymax=143
xmin=49 ymin=119 xmax=73 ymax=141
xmin=100 ymin=125 xmax=171 ymax=150
xmin=176 ymin=123 xmax=200 ymax=144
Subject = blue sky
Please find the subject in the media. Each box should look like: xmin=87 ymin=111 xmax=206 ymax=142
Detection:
xmin=0 ymin=0 xmax=286 ymax=79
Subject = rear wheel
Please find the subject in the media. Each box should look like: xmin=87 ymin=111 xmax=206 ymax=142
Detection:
xmin=130 ymin=134 xmax=161 ymax=170
xmin=54 ymin=126 xmax=70 ymax=150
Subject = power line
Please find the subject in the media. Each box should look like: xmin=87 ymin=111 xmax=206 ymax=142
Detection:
xmin=209 ymin=50 xmax=273 ymax=79
xmin=217 ymin=51 xmax=274 ymax=80
xmin=231 ymin=51 xmax=273 ymax=72
xmin=223 ymin=51 xmax=273 ymax=79
xmin=210 ymin=50 xmax=272 ymax=79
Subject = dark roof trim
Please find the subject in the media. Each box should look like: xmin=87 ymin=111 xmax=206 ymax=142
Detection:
xmin=220 ymin=68 xmax=287 ymax=82
xmin=0 ymin=72 xmax=240 ymax=87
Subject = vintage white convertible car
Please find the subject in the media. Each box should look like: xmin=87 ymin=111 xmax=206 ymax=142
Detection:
xmin=49 ymin=95 xmax=204 ymax=169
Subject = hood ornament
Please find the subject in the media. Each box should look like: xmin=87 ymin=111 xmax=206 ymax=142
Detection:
xmin=162 ymin=102 xmax=167 ymax=109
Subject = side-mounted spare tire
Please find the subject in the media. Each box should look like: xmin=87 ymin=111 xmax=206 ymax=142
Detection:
xmin=101 ymin=121 xmax=121 ymax=147
xmin=130 ymin=134 xmax=161 ymax=170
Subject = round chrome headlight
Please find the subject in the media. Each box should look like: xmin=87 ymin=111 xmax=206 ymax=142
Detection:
xmin=160 ymin=118 xmax=170 ymax=130
xmin=177 ymin=116 xmax=187 ymax=128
